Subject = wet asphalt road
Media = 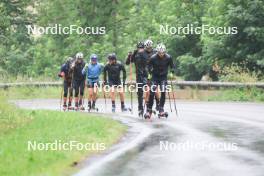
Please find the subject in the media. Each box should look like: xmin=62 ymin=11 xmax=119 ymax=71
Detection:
xmin=14 ymin=99 xmax=264 ymax=176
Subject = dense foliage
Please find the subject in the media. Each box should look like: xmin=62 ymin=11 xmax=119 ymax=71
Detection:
xmin=0 ymin=0 xmax=263 ymax=81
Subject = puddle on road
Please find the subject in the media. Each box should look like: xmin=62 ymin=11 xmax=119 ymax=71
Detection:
xmin=90 ymin=125 xmax=183 ymax=176
xmin=199 ymin=121 xmax=264 ymax=155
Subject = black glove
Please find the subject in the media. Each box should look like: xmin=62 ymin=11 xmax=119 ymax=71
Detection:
xmin=58 ymin=73 xmax=62 ymax=77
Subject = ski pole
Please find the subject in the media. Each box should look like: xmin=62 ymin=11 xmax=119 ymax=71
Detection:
xmin=129 ymin=55 xmax=133 ymax=114
xmin=60 ymin=82 xmax=63 ymax=111
xmin=102 ymin=83 xmax=107 ymax=110
xmin=82 ymin=83 xmax=85 ymax=108
xmin=170 ymin=79 xmax=178 ymax=117
xmin=86 ymin=83 xmax=89 ymax=110
xmin=167 ymin=90 xmax=172 ymax=113
xmin=142 ymin=87 xmax=148 ymax=118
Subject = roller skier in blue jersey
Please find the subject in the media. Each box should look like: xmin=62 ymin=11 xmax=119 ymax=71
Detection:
xmin=82 ymin=54 xmax=104 ymax=111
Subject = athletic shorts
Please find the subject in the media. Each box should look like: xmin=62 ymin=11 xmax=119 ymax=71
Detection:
xmin=87 ymin=78 xmax=99 ymax=88
xmin=108 ymin=80 xmax=121 ymax=87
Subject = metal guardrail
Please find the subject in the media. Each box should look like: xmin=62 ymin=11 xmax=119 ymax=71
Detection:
xmin=1 ymin=81 xmax=264 ymax=89
xmin=0 ymin=82 xmax=62 ymax=89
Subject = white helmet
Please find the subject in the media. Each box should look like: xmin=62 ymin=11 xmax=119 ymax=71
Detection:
xmin=144 ymin=39 xmax=153 ymax=48
xmin=76 ymin=52 xmax=83 ymax=59
xmin=156 ymin=43 xmax=166 ymax=53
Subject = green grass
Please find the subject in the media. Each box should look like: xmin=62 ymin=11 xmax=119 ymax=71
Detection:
xmin=206 ymin=87 xmax=264 ymax=102
xmin=0 ymin=86 xmax=62 ymax=99
xmin=0 ymin=96 xmax=127 ymax=176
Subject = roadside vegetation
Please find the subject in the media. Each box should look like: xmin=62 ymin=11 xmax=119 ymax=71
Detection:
xmin=0 ymin=95 xmax=127 ymax=176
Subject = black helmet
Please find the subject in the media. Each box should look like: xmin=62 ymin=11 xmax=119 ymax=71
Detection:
xmin=137 ymin=41 xmax=144 ymax=49
xmin=108 ymin=53 xmax=117 ymax=60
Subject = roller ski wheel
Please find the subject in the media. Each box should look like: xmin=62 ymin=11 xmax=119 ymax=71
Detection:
xmin=158 ymin=112 xmax=168 ymax=118
xmin=79 ymin=106 xmax=85 ymax=111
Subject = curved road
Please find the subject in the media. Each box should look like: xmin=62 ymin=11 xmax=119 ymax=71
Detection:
xmin=15 ymin=99 xmax=264 ymax=176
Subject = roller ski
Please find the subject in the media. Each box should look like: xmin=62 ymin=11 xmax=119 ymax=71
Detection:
xmin=88 ymin=106 xmax=99 ymax=112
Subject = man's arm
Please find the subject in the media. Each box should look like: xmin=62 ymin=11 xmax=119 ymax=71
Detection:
xmin=58 ymin=64 xmax=66 ymax=78
xmin=82 ymin=63 xmax=89 ymax=76
xmin=125 ymin=50 xmax=136 ymax=65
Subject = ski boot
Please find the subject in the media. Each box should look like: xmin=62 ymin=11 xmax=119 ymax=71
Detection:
xmin=138 ymin=109 xmax=144 ymax=117
xmin=112 ymin=107 xmax=116 ymax=113
xmin=91 ymin=104 xmax=99 ymax=112
xmin=87 ymin=105 xmax=91 ymax=112
xmin=68 ymin=102 xmax=74 ymax=110
xmin=78 ymin=100 xmax=85 ymax=111
xmin=158 ymin=109 xmax=168 ymax=118
xmin=155 ymin=104 xmax=160 ymax=112
xmin=75 ymin=105 xmax=79 ymax=111
xmin=144 ymin=110 xmax=152 ymax=120
xmin=121 ymin=106 xmax=128 ymax=112
xmin=63 ymin=104 xmax=67 ymax=111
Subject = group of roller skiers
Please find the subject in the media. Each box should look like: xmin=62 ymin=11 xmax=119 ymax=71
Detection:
xmin=58 ymin=39 xmax=176 ymax=119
